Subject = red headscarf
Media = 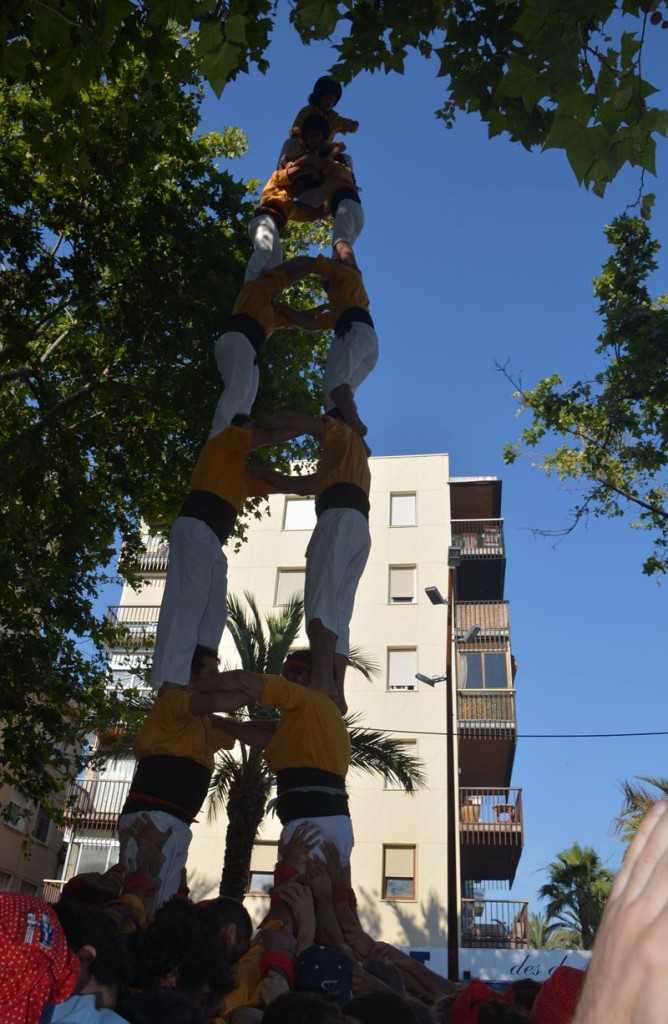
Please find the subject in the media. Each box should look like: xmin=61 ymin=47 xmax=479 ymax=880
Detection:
xmin=529 ymin=966 xmax=586 ymax=1024
xmin=0 ymin=894 xmax=80 ymax=1024
xmin=450 ymin=980 xmax=516 ymax=1023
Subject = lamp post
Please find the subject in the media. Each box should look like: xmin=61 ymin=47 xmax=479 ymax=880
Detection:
xmin=420 ymin=581 xmax=460 ymax=982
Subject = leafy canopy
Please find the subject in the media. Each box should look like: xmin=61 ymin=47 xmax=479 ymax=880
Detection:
xmin=503 ymin=214 xmax=668 ymax=575
xmin=3 ymin=1 xmax=667 ymax=194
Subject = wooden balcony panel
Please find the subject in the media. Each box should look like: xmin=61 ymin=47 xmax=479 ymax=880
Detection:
xmin=454 ymin=601 xmax=510 ymax=641
xmin=459 ymin=788 xmax=524 ymax=884
xmin=451 ymin=520 xmax=506 ymax=561
xmin=457 ymin=690 xmax=516 ymax=733
xmin=461 ymin=899 xmax=529 ymax=949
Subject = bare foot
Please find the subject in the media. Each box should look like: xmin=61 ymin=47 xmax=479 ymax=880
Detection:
xmin=334 ymin=240 xmax=359 ymax=270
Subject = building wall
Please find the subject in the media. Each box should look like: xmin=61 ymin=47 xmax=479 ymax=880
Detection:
xmin=0 ymin=786 xmax=64 ymax=896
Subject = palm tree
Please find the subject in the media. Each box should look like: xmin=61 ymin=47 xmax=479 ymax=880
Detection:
xmin=613 ymin=775 xmax=668 ymax=845
xmin=208 ymin=590 xmax=427 ymax=901
xmin=538 ymin=843 xmax=614 ymax=950
xmin=529 ymin=911 xmax=581 ymax=951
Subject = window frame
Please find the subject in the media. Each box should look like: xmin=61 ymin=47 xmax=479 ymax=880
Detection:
xmin=274 ymin=568 xmax=306 ymax=606
xmin=389 ymin=492 xmax=416 ymax=528
xmin=382 ymin=844 xmax=417 ymax=901
xmin=386 ymin=648 xmax=418 ymax=692
xmin=388 ymin=565 xmax=417 ymax=605
xmin=458 ymin=646 xmax=511 ymax=689
xmin=282 ymin=497 xmax=317 ymax=531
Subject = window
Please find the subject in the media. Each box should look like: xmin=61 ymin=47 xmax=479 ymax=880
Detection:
xmin=247 ymin=843 xmax=278 ymax=895
xmin=390 ymin=493 xmax=416 ymax=527
xmin=5 ymin=794 xmax=28 ymax=833
xmin=275 ymin=569 xmax=306 ymax=605
xmin=283 ymin=498 xmax=317 ymax=531
xmin=388 ymin=566 xmax=416 ymax=604
xmin=33 ymin=806 xmax=50 ymax=844
xmin=384 ymin=739 xmax=417 ymax=790
xmin=387 ymin=649 xmax=417 ymax=691
xmin=383 ymin=845 xmax=416 ymax=900
xmin=459 ymin=650 xmax=510 ymax=689
xmin=71 ymin=841 xmax=119 ymax=876
xmin=0 ymin=871 xmax=12 ymax=891
xmin=19 ymin=880 xmax=39 ymax=896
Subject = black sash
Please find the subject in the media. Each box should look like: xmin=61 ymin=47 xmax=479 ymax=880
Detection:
xmin=316 ymin=483 xmax=370 ymax=519
xmin=334 ymin=306 xmax=374 ymax=336
xmin=330 ymin=186 xmax=361 ymax=216
xmin=254 ymin=201 xmax=287 ymax=231
xmin=120 ymin=755 xmax=211 ymax=825
xmin=178 ymin=490 xmax=237 ymax=545
xmin=221 ymin=313 xmax=266 ymax=357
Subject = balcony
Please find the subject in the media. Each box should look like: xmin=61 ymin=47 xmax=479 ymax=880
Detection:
xmin=461 ymin=898 xmax=529 ymax=949
xmin=457 ymin=689 xmax=516 ymax=787
xmin=451 ymin=519 xmax=506 ymax=600
xmin=65 ymin=777 xmax=132 ymax=833
xmin=106 ymin=605 xmax=160 ymax=650
xmin=136 ymin=536 xmax=169 ymax=574
xmin=459 ymin=787 xmax=523 ymax=885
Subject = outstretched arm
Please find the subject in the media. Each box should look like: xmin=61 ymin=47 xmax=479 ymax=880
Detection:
xmin=213 ymin=717 xmax=278 ymax=748
xmin=250 ymin=466 xmax=318 ymax=497
xmin=273 ymin=303 xmax=330 ymax=332
xmin=258 ymin=411 xmax=326 ymax=439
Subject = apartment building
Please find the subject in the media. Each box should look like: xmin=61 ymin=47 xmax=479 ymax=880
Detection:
xmin=58 ymin=452 xmax=526 ymax=976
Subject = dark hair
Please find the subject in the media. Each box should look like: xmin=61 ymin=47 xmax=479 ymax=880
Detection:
xmin=506 ymin=979 xmax=541 ymax=1011
xmin=282 ymin=649 xmax=313 ymax=678
xmin=122 ymin=987 xmax=207 ymax=1024
xmin=345 ymin=992 xmax=426 ymax=1024
xmin=309 ymin=76 xmax=342 ymax=106
xmin=52 ymin=900 xmax=130 ymax=993
xmin=231 ymin=413 xmax=252 ymax=426
xmin=478 ymin=1001 xmax=529 ymax=1023
xmin=134 ymin=898 xmax=233 ymax=999
xmin=362 ymin=956 xmax=406 ymax=993
xmin=263 ymin=991 xmax=347 ymax=1024
xmin=195 ymin=897 xmax=253 ymax=950
xmin=301 ymin=113 xmax=331 ymax=141
xmin=191 ymin=644 xmax=219 ymax=676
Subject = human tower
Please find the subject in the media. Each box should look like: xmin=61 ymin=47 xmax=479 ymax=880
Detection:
xmin=116 ymin=77 xmax=378 ymax=912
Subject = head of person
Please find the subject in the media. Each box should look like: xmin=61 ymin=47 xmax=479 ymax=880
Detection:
xmin=133 ymin=898 xmax=232 ymax=1008
xmin=194 ymin=897 xmax=253 ymax=963
xmin=309 ymin=76 xmax=343 ymax=112
xmin=295 ymin=945 xmax=353 ymax=1007
xmin=190 ymin=644 xmax=219 ymax=685
xmin=121 ymin=986 xmax=207 ymax=1024
xmin=0 ymin=894 xmax=80 ymax=1024
xmin=300 ymin=113 xmax=331 ymax=151
xmin=345 ymin=991 xmax=427 ymax=1024
xmin=231 ymin=413 xmax=253 ymax=428
xmin=262 ymin=990 xmax=349 ymax=1024
xmin=282 ymin=649 xmax=313 ymax=687
xmin=52 ymin=899 xmax=131 ymax=1009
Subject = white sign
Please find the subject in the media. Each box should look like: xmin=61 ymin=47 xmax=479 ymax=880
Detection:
xmin=401 ymin=948 xmax=590 ymax=982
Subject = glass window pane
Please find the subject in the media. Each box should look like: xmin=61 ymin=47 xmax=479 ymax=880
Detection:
xmin=484 ymin=652 xmax=509 ymax=688
xmin=385 ymin=877 xmax=414 ymax=899
xmin=388 ymin=649 xmax=417 ymax=691
xmin=389 ymin=567 xmax=416 ymax=603
xmin=460 ymin=653 xmax=483 ymax=688
xmin=275 ymin=570 xmax=306 ymax=605
xmin=248 ymin=872 xmax=274 ymax=894
xmin=390 ymin=494 xmax=416 ymax=526
xmin=34 ymin=807 xmax=50 ymax=844
xmin=283 ymin=498 xmax=317 ymax=530
xmin=77 ymin=846 xmax=111 ymax=875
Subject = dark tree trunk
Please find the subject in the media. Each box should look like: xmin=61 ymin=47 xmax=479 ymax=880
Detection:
xmin=219 ymin=753 xmax=273 ymax=901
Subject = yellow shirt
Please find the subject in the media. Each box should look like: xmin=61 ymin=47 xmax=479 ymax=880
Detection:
xmin=259 ymin=169 xmax=320 ymax=226
xmin=133 ymin=688 xmax=234 ymax=772
xmin=189 ymin=426 xmax=271 ymax=510
xmin=316 ymin=417 xmax=371 ymax=499
xmin=290 ymin=105 xmax=358 ymax=139
xmin=231 ymin=270 xmax=293 ymax=339
xmin=311 ymin=255 xmax=369 ymax=322
xmin=260 ymin=674 xmax=350 ymax=777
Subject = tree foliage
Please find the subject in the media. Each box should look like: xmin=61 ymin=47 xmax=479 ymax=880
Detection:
xmin=612 ymin=774 xmax=668 ymax=844
xmin=503 ymin=214 xmax=668 ymax=575
xmin=207 ymin=592 xmax=426 ymax=901
xmin=528 ymin=910 xmax=580 ymax=950
xmin=538 ymin=842 xmax=614 ymax=949
xmin=0 ymin=34 xmax=329 ymax=816
xmin=3 ymin=1 xmax=666 ymax=194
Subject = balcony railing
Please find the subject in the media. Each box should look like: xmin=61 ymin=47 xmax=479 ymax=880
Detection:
xmin=457 ymin=690 xmax=516 ymax=734
xmin=461 ymin=899 xmax=529 ymax=949
xmin=42 ymin=879 xmax=66 ymax=904
xmin=454 ymin=601 xmax=510 ymax=641
xmin=65 ymin=777 xmax=132 ymax=832
xmin=451 ymin=520 xmax=505 ymax=559
xmin=106 ymin=605 xmax=160 ymax=649
xmin=136 ymin=536 xmax=169 ymax=574
xmin=459 ymin=787 xmax=523 ymax=836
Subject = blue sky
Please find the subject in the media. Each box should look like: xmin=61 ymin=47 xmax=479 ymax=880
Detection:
xmin=104 ymin=15 xmax=666 ymax=911
xmin=199 ymin=17 xmax=668 ymax=907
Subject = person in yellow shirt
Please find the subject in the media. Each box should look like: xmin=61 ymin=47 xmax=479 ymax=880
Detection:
xmin=250 ymin=412 xmax=371 ymax=713
xmin=150 ymin=419 xmax=302 ymax=692
xmin=274 ymin=255 xmax=378 ymax=437
xmin=210 ymin=256 xmax=315 ymax=436
xmin=289 ymin=77 xmax=358 ymax=144
xmin=118 ymin=645 xmax=245 ymax=911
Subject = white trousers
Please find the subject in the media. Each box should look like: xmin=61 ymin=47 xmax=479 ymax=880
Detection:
xmin=209 ymin=331 xmax=259 ymax=438
xmin=244 ymin=214 xmax=283 ymax=282
xmin=150 ymin=517 xmax=227 ymax=688
xmin=322 ymin=321 xmax=379 ymax=409
xmin=332 ymin=199 xmax=364 ymax=253
xmin=304 ymin=508 xmax=371 ymax=656
xmin=118 ymin=809 xmax=192 ymax=910
xmin=279 ymin=815 xmax=354 ymax=868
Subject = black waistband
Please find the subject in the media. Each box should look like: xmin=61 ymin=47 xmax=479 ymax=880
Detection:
xmin=178 ymin=490 xmax=237 ymax=545
xmin=316 ymin=483 xmax=370 ymax=519
xmin=276 ymin=790 xmax=350 ymax=824
xmin=334 ymin=306 xmax=374 ymax=336
xmin=330 ymin=187 xmax=361 ymax=215
xmin=221 ymin=313 xmax=266 ymax=356
xmin=276 ymin=767 xmax=346 ymax=794
xmin=121 ymin=755 xmax=212 ymax=825
xmin=254 ymin=201 xmax=287 ymax=231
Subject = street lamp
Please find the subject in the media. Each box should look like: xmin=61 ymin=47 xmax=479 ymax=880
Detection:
xmin=423 ymin=584 xmax=460 ymax=983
